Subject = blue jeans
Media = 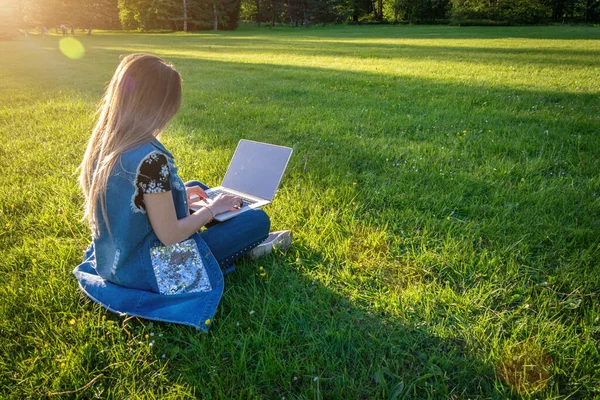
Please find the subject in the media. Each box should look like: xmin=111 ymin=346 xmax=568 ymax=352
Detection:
xmin=184 ymin=180 xmax=270 ymax=268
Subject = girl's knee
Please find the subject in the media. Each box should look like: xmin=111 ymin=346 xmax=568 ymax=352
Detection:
xmin=250 ymin=209 xmax=270 ymax=235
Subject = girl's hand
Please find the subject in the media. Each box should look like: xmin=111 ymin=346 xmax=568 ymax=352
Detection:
xmin=186 ymin=186 xmax=208 ymax=203
xmin=208 ymin=193 xmax=243 ymax=215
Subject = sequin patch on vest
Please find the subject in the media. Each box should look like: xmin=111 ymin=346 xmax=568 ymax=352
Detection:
xmin=150 ymin=239 xmax=212 ymax=295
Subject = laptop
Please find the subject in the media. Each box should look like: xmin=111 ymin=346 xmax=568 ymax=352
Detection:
xmin=189 ymin=139 xmax=293 ymax=221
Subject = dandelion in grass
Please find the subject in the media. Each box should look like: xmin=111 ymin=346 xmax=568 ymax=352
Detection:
xmin=260 ymin=272 xmax=266 ymax=277
xmin=145 ymin=334 xmax=149 ymax=339
xmin=205 ymin=319 xmax=211 ymax=325
xmin=313 ymin=377 xmax=318 ymax=381
xmin=249 ymin=310 xmax=255 ymax=315
xmin=162 ymin=354 xmax=166 ymax=359
xmin=69 ymin=318 xmax=76 ymax=325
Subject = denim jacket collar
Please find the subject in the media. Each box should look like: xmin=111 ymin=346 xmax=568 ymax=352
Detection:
xmin=150 ymin=137 xmax=174 ymax=160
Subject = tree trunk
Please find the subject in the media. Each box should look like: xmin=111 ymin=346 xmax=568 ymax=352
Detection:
xmin=378 ymin=0 xmax=382 ymax=21
xmin=213 ymin=0 xmax=218 ymax=30
xmin=183 ymin=0 xmax=188 ymax=32
xmin=585 ymin=0 xmax=591 ymax=21
xmin=257 ymin=0 xmax=261 ymax=26
xmin=271 ymin=7 xmax=275 ymax=27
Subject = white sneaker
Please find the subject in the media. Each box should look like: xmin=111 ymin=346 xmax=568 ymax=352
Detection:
xmin=248 ymin=230 xmax=292 ymax=259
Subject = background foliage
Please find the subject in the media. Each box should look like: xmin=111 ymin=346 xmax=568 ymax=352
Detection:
xmin=2 ymin=0 xmax=600 ymax=34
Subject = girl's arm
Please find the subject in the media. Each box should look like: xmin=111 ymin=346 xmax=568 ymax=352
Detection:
xmin=144 ymin=191 xmax=241 ymax=246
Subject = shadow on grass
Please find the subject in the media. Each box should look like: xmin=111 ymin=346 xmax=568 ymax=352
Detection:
xmin=146 ymin=244 xmax=503 ymax=398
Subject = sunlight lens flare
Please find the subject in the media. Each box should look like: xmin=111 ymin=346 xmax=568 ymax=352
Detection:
xmin=59 ymin=37 xmax=85 ymax=60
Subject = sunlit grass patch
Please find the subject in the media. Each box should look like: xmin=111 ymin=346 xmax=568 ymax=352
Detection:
xmin=344 ymin=224 xmax=391 ymax=267
xmin=498 ymin=339 xmax=553 ymax=395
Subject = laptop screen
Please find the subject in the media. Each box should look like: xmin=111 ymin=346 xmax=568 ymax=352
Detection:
xmin=222 ymin=140 xmax=293 ymax=201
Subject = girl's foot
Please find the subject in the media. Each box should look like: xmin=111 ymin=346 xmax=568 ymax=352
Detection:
xmin=249 ymin=230 xmax=292 ymax=259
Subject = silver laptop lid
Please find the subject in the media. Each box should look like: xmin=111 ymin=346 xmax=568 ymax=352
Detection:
xmin=222 ymin=139 xmax=293 ymax=201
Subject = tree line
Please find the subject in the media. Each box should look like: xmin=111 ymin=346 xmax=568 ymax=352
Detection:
xmin=4 ymin=0 xmax=239 ymax=32
xmin=2 ymin=0 xmax=599 ymax=35
xmin=241 ymin=0 xmax=599 ymax=25
xmin=7 ymin=0 xmax=120 ymax=32
xmin=118 ymin=0 xmax=242 ymax=30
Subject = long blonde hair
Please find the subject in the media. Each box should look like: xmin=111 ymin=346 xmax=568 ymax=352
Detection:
xmin=79 ymin=53 xmax=182 ymax=237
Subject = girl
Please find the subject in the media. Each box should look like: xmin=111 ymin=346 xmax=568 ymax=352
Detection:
xmin=74 ymin=53 xmax=291 ymax=330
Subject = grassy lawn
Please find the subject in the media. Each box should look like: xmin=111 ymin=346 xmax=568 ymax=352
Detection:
xmin=1 ymin=24 xmax=599 ymax=398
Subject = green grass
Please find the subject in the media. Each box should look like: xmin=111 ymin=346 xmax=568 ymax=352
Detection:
xmin=1 ymin=24 xmax=600 ymax=398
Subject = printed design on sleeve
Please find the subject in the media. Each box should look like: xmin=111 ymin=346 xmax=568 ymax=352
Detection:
xmin=131 ymin=151 xmax=172 ymax=213
xmin=150 ymin=239 xmax=212 ymax=295
xmin=171 ymin=174 xmax=185 ymax=191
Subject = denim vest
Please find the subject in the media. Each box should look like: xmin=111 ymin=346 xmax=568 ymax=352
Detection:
xmin=73 ymin=138 xmax=223 ymax=331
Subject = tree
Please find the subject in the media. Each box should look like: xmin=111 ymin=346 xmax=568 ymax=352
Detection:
xmin=16 ymin=0 xmax=118 ymax=31
xmin=373 ymin=0 xmax=383 ymax=21
xmin=119 ymin=0 xmax=184 ymax=30
xmin=183 ymin=0 xmax=188 ymax=31
xmin=73 ymin=0 xmax=120 ymax=33
xmin=0 ymin=0 xmax=21 ymax=39
xmin=117 ymin=0 xmax=242 ymax=30
xmin=451 ymin=0 xmax=549 ymax=23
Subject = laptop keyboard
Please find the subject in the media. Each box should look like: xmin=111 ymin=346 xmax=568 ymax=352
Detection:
xmin=207 ymin=189 xmax=260 ymax=207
